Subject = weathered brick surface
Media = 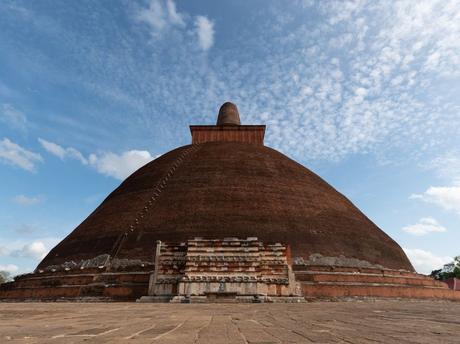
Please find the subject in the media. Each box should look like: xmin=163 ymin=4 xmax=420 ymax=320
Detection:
xmin=0 ymin=286 xmax=81 ymax=299
xmin=301 ymin=283 xmax=460 ymax=300
xmin=0 ymin=271 xmax=150 ymax=301
xmin=3 ymin=264 xmax=459 ymax=301
xmin=149 ymin=238 xmax=298 ymax=299
xmin=296 ymin=271 xmax=447 ymax=287
xmin=295 ymin=266 xmax=460 ymax=301
xmin=37 ymin=141 xmax=414 ymax=272
xmin=190 ymin=125 xmax=266 ymax=145
xmin=446 ymin=278 xmax=460 ymax=291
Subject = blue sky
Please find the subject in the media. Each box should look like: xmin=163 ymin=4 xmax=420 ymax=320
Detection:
xmin=1 ymin=0 xmax=459 ymax=275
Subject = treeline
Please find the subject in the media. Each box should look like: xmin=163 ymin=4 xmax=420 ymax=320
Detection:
xmin=430 ymin=256 xmax=460 ymax=280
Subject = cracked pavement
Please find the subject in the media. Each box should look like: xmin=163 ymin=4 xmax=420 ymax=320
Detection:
xmin=1 ymin=300 xmax=459 ymax=343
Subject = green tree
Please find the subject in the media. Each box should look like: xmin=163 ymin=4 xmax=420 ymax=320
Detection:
xmin=454 ymin=256 xmax=460 ymax=266
xmin=431 ymin=255 xmax=460 ymax=280
xmin=454 ymin=256 xmax=460 ymax=279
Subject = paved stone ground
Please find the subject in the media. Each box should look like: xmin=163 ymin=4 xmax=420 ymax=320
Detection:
xmin=0 ymin=300 xmax=459 ymax=343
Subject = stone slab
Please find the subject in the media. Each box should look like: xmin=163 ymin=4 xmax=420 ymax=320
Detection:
xmin=1 ymin=300 xmax=459 ymax=343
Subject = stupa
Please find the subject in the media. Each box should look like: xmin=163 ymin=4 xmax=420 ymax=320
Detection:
xmin=1 ymin=103 xmax=458 ymax=301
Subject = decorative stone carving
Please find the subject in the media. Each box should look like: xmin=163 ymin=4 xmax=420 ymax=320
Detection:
xmin=147 ymin=237 xmax=302 ymax=299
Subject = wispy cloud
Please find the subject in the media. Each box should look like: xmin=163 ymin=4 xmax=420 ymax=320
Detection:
xmin=411 ymin=150 xmax=460 ymax=215
xmin=9 ymin=239 xmax=59 ymax=261
xmin=17 ymin=241 xmax=49 ymax=260
xmin=0 ymin=264 xmax=18 ymax=274
xmin=137 ymin=0 xmax=185 ymax=37
xmin=0 ymin=104 xmax=27 ymax=131
xmin=136 ymin=0 xmax=215 ymax=52
xmin=0 ymin=246 xmax=8 ymax=256
xmin=422 ymin=151 xmax=460 ymax=183
xmin=403 ymin=248 xmax=452 ymax=274
xmin=0 ymin=238 xmax=59 ymax=275
xmin=411 ymin=186 xmax=460 ymax=215
xmin=12 ymin=195 xmax=44 ymax=206
xmin=166 ymin=0 xmax=185 ymax=26
xmin=244 ymin=0 xmax=460 ymax=162
xmin=0 ymin=138 xmax=42 ymax=172
xmin=137 ymin=0 xmax=167 ymax=33
xmin=2 ymin=1 xmax=458 ymax=167
xmin=38 ymin=138 xmax=88 ymax=164
xmin=38 ymin=138 xmax=155 ymax=180
xmin=89 ymin=150 xmax=155 ymax=180
xmin=126 ymin=1 xmax=460 ymax=164
xmin=14 ymin=224 xmax=39 ymax=235
xmin=195 ymin=16 xmax=214 ymax=51
xmin=402 ymin=217 xmax=447 ymax=236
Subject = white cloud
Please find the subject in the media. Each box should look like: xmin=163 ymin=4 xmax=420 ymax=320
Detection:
xmin=89 ymin=150 xmax=155 ymax=180
xmin=0 ymin=138 xmax=42 ymax=172
xmin=232 ymin=0 xmax=460 ymax=162
xmin=423 ymin=151 xmax=460 ymax=182
xmin=12 ymin=195 xmax=44 ymax=206
xmin=17 ymin=241 xmax=49 ymax=260
xmin=66 ymin=147 xmax=87 ymax=164
xmin=0 ymin=264 xmax=18 ymax=273
xmin=195 ymin=16 xmax=214 ymax=51
xmin=412 ymin=151 xmax=460 ymax=216
xmin=354 ymin=87 xmax=367 ymax=97
xmin=402 ymin=217 xmax=447 ymax=236
xmin=137 ymin=0 xmax=185 ymax=36
xmin=411 ymin=186 xmax=460 ymax=215
xmin=38 ymin=137 xmax=66 ymax=158
xmin=109 ymin=0 xmax=458 ymax=165
xmin=0 ymin=246 xmax=8 ymax=256
xmin=166 ymin=0 xmax=184 ymax=26
xmin=1 ymin=238 xmax=60 ymax=265
xmin=14 ymin=224 xmax=38 ymax=235
xmin=4 ymin=0 xmax=456 ymax=170
xmin=403 ymin=248 xmax=452 ymax=274
xmin=0 ymin=103 xmax=26 ymax=130
xmin=138 ymin=0 xmax=166 ymax=32
xmin=38 ymin=138 xmax=155 ymax=180
xmin=38 ymin=138 xmax=88 ymax=164
xmin=298 ymin=0 xmax=315 ymax=8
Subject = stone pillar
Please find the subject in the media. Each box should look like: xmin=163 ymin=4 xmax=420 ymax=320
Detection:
xmin=148 ymin=240 xmax=162 ymax=296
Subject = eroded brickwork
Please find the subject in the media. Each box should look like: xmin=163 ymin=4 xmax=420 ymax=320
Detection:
xmin=147 ymin=237 xmax=301 ymax=301
xmin=189 ymin=125 xmax=266 ymax=145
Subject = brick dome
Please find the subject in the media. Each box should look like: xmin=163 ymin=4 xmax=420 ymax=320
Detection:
xmin=39 ymin=141 xmax=413 ymax=271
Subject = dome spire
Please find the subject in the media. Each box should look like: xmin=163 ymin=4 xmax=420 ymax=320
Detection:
xmin=216 ymin=102 xmax=241 ymax=125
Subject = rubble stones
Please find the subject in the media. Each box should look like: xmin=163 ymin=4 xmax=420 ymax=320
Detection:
xmin=37 ymin=255 xmax=153 ymax=273
xmin=294 ymin=254 xmax=386 ymax=269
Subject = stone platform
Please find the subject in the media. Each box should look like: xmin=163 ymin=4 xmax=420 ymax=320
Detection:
xmin=3 ymin=263 xmax=460 ymax=301
xmin=2 ymin=238 xmax=459 ymax=302
xmin=1 ymin=301 xmax=459 ymax=343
